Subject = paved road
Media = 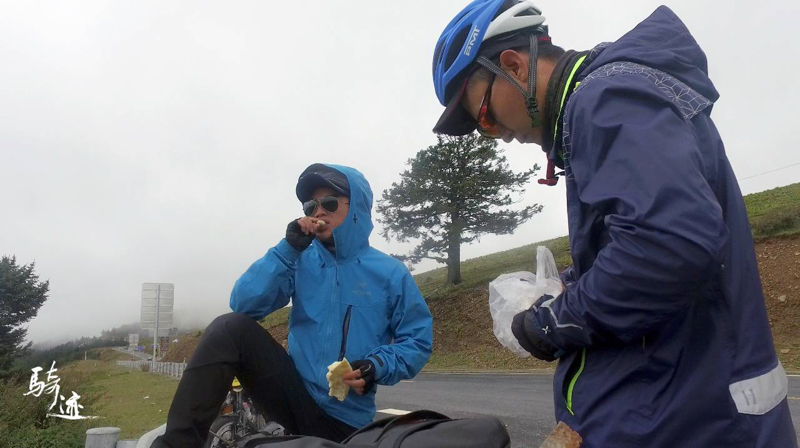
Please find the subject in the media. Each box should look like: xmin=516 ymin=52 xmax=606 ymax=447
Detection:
xmin=375 ymin=372 xmax=800 ymax=447
xmin=113 ymin=346 xmax=152 ymax=361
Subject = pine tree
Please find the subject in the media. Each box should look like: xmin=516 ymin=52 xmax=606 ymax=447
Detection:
xmin=377 ymin=134 xmax=542 ymax=285
xmin=0 ymin=255 xmax=49 ymax=375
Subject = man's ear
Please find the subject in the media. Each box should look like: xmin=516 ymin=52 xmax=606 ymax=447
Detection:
xmin=498 ymin=49 xmax=528 ymax=85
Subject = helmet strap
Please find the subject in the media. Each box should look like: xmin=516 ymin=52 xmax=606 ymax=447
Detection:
xmin=526 ymin=34 xmax=540 ymax=128
xmin=476 ymin=34 xmax=542 ymax=128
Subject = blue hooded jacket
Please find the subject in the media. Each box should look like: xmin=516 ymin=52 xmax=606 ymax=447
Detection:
xmin=523 ymin=7 xmax=797 ymax=447
xmin=229 ymin=164 xmax=433 ymax=429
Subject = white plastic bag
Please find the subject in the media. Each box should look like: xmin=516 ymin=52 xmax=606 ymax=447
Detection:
xmin=488 ymin=246 xmax=563 ymax=357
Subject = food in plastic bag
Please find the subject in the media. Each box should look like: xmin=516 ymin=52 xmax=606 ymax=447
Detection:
xmin=489 ymin=246 xmax=564 ymax=357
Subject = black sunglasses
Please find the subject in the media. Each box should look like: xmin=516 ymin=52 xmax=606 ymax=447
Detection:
xmin=303 ymin=195 xmax=342 ymax=217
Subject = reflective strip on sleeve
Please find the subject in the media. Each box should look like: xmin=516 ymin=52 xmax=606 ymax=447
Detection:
xmin=729 ymin=362 xmax=788 ymax=415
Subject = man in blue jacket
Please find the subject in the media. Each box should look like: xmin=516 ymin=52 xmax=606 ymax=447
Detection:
xmin=431 ymin=1 xmax=796 ymax=446
xmin=153 ymin=163 xmax=433 ymax=447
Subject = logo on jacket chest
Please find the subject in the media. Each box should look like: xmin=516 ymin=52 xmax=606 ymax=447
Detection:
xmin=349 ymin=281 xmax=372 ymax=297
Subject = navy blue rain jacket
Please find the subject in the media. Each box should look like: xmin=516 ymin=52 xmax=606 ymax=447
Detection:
xmin=524 ymin=6 xmax=797 ymax=447
xmin=230 ymin=165 xmax=433 ymax=429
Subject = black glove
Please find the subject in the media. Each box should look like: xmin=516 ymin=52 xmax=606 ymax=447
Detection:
xmin=349 ymin=359 xmax=377 ymax=393
xmin=285 ymin=219 xmax=314 ymax=251
xmin=511 ymin=301 xmax=561 ymax=362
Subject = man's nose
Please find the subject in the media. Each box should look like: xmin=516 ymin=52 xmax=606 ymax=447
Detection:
xmin=314 ymin=206 xmax=327 ymax=218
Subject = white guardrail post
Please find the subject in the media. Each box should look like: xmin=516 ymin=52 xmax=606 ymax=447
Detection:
xmin=84 ymin=427 xmax=120 ymax=448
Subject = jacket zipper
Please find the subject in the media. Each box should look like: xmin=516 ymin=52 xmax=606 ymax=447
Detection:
xmin=566 ymin=348 xmax=587 ymax=416
xmin=339 ymin=305 xmax=353 ymax=361
xmin=318 ymin=257 xmax=339 ymax=405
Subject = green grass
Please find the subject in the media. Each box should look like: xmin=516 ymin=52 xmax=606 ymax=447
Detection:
xmin=743 ymin=183 xmax=800 ymax=240
xmin=62 ymin=360 xmax=177 ymax=440
xmin=260 ymin=306 xmax=291 ymax=329
xmin=415 ymin=236 xmax=572 ymax=302
xmin=2 ymin=357 xmax=180 ymax=445
xmin=0 ymin=372 xmax=96 ymax=448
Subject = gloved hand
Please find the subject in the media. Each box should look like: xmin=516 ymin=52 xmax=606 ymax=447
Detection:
xmin=285 ymin=219 xmax=315 ymax=251
xmin=343 ymin=359 xmax=377 ymax=395
xmin=511 ymin=299 xmax=561 ymax=362
xmin=559 ymin=266 xmax=577 ymax=289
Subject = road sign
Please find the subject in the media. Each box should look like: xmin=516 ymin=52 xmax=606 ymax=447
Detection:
xmin=160 ymin=337 xmax=170 ymax=353
xmin=141 ymin=282 xmax=174 ymax=360
xmin=141 ymin=283 xmax=173 ymax=337
xmin=128 ymin=333 xmax=139 ymax=349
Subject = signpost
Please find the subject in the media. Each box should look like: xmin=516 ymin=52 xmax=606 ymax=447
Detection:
xmin=128 ymin=333 xmax=139 ymax=350
xmin=141 ymin=283 xmax=174 ymax=361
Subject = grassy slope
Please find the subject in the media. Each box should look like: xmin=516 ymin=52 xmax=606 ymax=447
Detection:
xmin=62 ymin=359 xmax=178 ymax=440
xmin=743 ymin=182 xmax=800 ymax=240
xmin=2 ymin=349 xmax=180 ymax=447
xmin=422 ymin=182 xmax=800 ymax=301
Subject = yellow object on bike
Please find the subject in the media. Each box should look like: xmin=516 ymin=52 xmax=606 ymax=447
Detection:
xmin=232 ymin=377 xmax=241 ymax=388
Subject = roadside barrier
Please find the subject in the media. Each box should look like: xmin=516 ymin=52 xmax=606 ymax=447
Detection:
xmin=117 ymin=360 xmax=187 ymax=379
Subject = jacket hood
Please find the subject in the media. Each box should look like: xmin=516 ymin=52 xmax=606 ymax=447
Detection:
xmin=581 ymin=6 xmax=719 ymax=103
xmin=311 ymin=164 xmax=373 ymax=261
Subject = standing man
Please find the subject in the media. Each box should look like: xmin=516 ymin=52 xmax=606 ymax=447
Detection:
xmin=152 ymin=163 xmax=433 ymax=447
xmin=431 ymin=1 xmax=796 ymax=446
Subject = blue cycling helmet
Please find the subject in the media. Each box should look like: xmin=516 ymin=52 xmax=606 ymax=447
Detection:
xmin=432 ymin=0 xmax=548 ymax=135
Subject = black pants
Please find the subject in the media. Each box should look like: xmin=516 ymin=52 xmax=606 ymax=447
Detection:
xmin=152 ymin=313 xmax=357 ymax=447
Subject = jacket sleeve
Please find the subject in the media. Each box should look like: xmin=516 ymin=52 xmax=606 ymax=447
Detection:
xmin=524 ymin=75 xmax=728 ymax=352
xmin=229 ymin=239 xmax=300 ymax=320
xmin=368 ymin=267 xmax=433 ymax=385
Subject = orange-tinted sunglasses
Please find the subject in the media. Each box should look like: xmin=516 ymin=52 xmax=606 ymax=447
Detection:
xmin=476 ymin=73 xmax=501 ymax=139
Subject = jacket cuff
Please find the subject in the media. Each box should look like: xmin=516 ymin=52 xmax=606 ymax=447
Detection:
xmin=368 ymin=354 xmax=388 ymax=382
xmin=276 ymin=239 xmax=302 ymax=263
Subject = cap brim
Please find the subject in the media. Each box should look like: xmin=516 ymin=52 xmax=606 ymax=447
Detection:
xmin=433 ymin=79 xmax=477 ymax=136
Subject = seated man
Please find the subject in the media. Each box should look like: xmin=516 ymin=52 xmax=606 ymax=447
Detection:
xmin=152 ymin=163 xmax=434 ymax=447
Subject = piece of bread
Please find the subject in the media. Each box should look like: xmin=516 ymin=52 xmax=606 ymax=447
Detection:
xmin=538 ymin=421 xmax=583 ymax=447
xmin=326 ymin=358 xmax=353 ymax=401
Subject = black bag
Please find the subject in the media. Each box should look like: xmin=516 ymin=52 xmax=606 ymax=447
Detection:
xmin=246 ymin=410 xmax=511 ymax=448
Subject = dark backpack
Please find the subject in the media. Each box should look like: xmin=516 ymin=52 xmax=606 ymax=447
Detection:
xmin=245 ymin=410 xmax=511 ymax=448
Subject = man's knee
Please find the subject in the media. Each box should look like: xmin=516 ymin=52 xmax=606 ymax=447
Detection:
xmin=205 ymin=312 xmax=260 ymax=338
xmin=206 ymin=313 xmax=258 ymax=331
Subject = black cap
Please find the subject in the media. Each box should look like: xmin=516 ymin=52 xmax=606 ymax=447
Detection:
xmin=296 ymin=163 xmax=350 ymax=202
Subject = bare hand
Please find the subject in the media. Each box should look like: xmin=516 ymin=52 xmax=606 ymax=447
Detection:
xmin=342 ymin=369 xmax=366 ymax=395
